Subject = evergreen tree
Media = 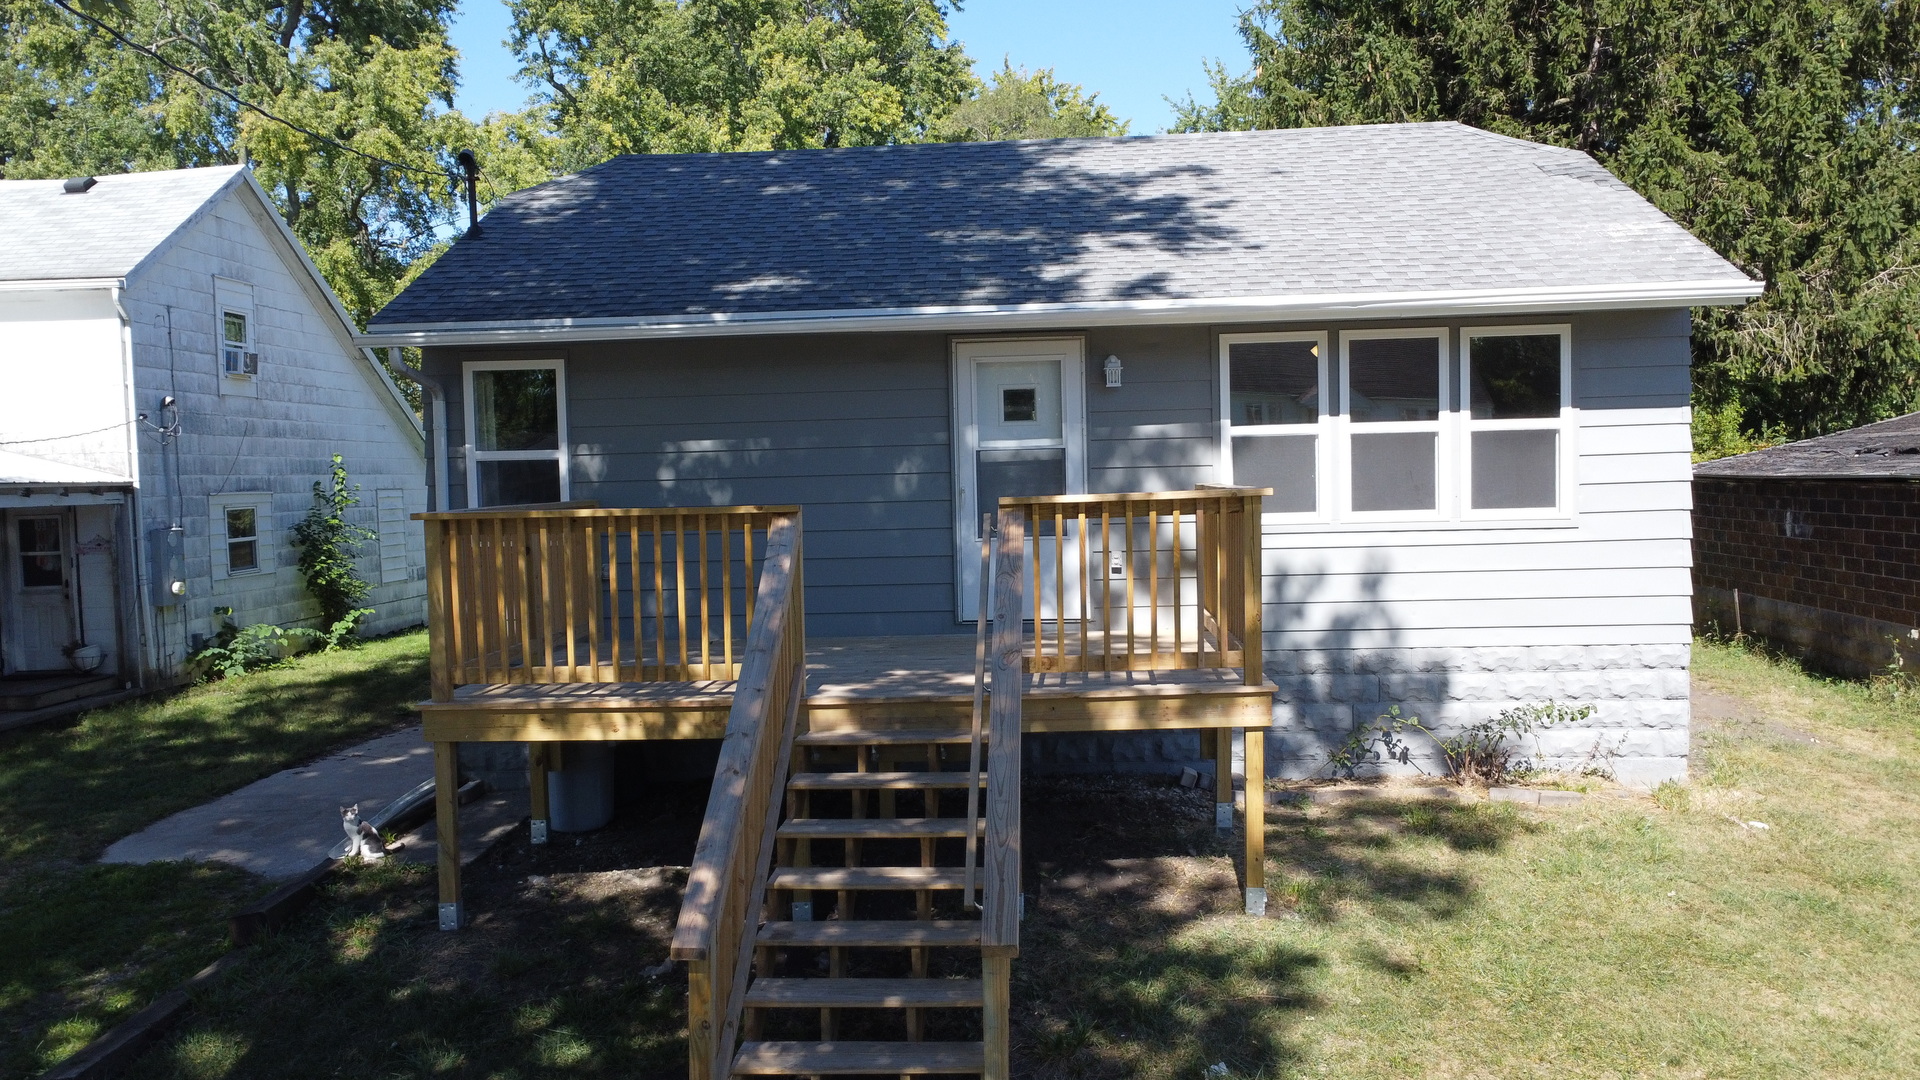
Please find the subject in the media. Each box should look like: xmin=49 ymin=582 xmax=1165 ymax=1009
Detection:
xmin=1175 ymin=1 xmax=1920 ymax=454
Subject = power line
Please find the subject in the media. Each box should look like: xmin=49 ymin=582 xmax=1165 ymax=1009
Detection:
xmin=42 ymin=0 xmax=462 ymax=184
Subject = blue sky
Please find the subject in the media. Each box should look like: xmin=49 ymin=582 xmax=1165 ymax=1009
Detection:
xmin=445 ymin=1 xmax=1254 ymax=134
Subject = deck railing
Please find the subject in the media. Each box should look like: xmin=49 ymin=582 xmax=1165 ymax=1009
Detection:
xmin=418 ymin=504 xmax=798 ymax=699
xmin=997 ymin=487 xmax=1269 ymax=685
xmin=668 ymin=512 xmax=806 ymax=1080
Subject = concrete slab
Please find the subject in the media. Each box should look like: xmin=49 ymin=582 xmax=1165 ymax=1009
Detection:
xmin=102 ymin=727 xmax=436 ymax=879
xmin=393 ymin=791 xmax=529 ymax=869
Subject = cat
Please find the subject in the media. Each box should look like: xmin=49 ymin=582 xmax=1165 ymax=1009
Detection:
xmin=340 ymin=803 xmax=387 ymax=861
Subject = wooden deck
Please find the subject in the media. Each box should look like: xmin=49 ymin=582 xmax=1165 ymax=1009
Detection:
xmin=419 ymin=635 xmax=1277 ymax=742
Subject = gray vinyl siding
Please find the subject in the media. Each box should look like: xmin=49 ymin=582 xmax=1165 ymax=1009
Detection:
xmin=427 ymin=309 xmax=1697 ymax=783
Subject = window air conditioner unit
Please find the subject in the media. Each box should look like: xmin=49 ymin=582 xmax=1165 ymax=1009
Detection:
xmin=224 ymin=349 xmax=259 ymax=376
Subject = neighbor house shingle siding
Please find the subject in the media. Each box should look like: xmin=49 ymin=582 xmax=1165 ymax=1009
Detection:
xmin=372 ymin=123 xmax=1751 ymax=328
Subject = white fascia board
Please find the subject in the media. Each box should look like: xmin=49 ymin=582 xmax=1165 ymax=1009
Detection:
xmin=357 ymin=277 xmax=1766 ymax=348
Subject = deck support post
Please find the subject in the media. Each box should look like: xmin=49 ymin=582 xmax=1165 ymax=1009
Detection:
xmin=528 ymin=741 xmax=550 ymax=844
xmin=1243 ymin=727 xmax=1265 ymax=916
xmin=435 ymin=740 xmax=464 ymax=930
xmin=982 ymin=953 xmax=1012 ymax=1080
xmin=1212 ymin=727 xmax=1233 ymax=831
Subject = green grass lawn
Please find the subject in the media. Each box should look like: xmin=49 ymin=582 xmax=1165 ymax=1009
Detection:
xmin=0 ymin=630 xmax=429 ymax=1077
xmin=103 ymin=637 xmax=1920 ymax=1079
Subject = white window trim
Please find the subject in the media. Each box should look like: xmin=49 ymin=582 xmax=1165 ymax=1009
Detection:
xmin=1459 ymin=323 xmax=1577 ymax=520
xmin=463 ymin=359 xmax=570 ymax=508
xmin=1217 ymin=330 xmax=1330 ymax=522
xmin=1337 ymin=326 xmax=1451 ymax=522
xmin=214 ymin=276 xmax=257 ymax=383
xmin=210 ymin=492 xmax=273 ymax=578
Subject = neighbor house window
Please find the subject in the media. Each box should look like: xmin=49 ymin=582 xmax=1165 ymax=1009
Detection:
xmin=214 ymin=277 xmax=258 ymax=382
xmin=1463 ymin=325 xmax=1572 ymax=515
xmin=211 ymin=494 xmax=272 ymax=577
xmin=1220 ymin=332 xmax=1328 ymax=516
xmin=466 ymin=360 xmax=568 ymax=507
xmin=1340 ymin=329 xmax=1449 ymax=517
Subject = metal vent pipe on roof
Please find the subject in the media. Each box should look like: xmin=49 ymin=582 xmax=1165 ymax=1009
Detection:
xmin=456 ymin=150 xmax=479 ymax=234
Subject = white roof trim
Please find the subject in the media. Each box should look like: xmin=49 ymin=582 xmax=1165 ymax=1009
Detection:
xmin=359 ymin=277 xmax=1764 ymax=347
xmin=0 ymin=277 xmax=128 ymax=292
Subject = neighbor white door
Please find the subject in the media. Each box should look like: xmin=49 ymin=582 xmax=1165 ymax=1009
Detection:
xmin=6 ymin=512 xmax=76 ymax=672
xmin=952 ymin=338 xmax=1087 ymax=622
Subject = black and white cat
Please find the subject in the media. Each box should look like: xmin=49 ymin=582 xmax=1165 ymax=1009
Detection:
xmin=340 ymin=804 xmax=387 ymax=860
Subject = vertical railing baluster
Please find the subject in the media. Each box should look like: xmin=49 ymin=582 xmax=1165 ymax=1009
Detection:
xmin=515 ymin=518 xmax=534 ymax=683
xmin=653 ymin=518 xmax=667 ymax=678
xmin=743 ymin=518 xmax=755 ymax=645
xmin=1171 ymin=503 xmax=1182 ymax=666
xmin=628 ymin=519 xmax=645 ymax=681
xmin=584 ymin=520 xmax=603 ymax=681
xmin=446 ymin=521 xmax=467 ymax=685
xmin=1077 ymin=508 xmax=1088 ymax=662
xmin=721 ymin=517 xmax=734 ymax=677
xmin=1100 ymin=507 xmax=1112 ymax=670
xmin=1148 ymin=506 xmax=1160 ymax=664
xmin=490 ymin=517 xmax=509 ymax=682
xmin=1054 ymin=505 xmax=1065 ymax=664
xmin=537 ymin=521 xmax=554 ymax=678
xmin=561 ymin=518 xmax=579 ymax=681
xmin=675 ymin=513 xmax=690 ymax=675
xmin=1123 ymin=501 xmax=1136 ymax=661
xmin=699 ymin=513 xmax=712 ymax=680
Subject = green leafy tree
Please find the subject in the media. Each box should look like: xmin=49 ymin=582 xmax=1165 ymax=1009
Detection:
xmin=0 ymin=0 xmax=555 ymax=326
xmin=509 ymin=0 xmax=975 ymax=159
xmin=289 ymin=453 xmax=376 ymax=631
xmin=1175 ymin=1 xmax=1920 ymax=454
xmin=933 ymin=60 xmax=1128 ymax=142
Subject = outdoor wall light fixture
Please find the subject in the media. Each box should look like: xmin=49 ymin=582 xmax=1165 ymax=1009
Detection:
xmin=1103 ymin=353 xmax=1123 ymax=388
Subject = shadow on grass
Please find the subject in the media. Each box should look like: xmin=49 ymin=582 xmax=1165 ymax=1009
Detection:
xmin=0 ymin=631 xmax=430 ymax=864
xmin=1015 ymin=777 xmax=1535 ymax=1079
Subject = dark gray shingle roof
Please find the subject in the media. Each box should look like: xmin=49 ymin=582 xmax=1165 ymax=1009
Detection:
xmin=0 ymin=166 xmax=244 ymax=282
xmin=370 ymin=123 xmax=1754 ymax=329
xmin=1695 ymin=413 xmax=1920 ymax=480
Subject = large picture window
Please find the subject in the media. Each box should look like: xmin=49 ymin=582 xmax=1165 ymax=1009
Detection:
xmin=465 ymin=360 xmax=568 ymax=507
xmin=1340 ymin=329 xmax=1449 ymax=517
xmin=1220 ymin=332 xmax=1327 ymax=516
xmin=1463 ymin=325 xmax=1572 ymax=515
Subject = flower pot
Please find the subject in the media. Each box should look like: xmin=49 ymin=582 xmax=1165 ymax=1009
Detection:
xmin=67 ymin=644 xmax=106 ymax=673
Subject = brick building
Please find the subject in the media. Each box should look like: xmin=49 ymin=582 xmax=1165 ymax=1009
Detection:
xmin=1693 ymin=412 xmax=1920 ymax=676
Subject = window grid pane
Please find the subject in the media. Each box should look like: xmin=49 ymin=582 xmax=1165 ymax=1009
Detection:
xmin=225 ymin=507 xmax=256 ymax=540
xmin=1348 ymin=338 xmax=1440 ymax=423
xmin=1232 ymin=434 xmax=1316 ymax=513
xmin=1229 ymin=341 xmax=1320 ymax=427
xmin=473 ymin=369 xmax=560 ymax=451
xmin=1471 ymin=429 xmax=1559 ymax=510
xmin=228 ymin=539 xmax=258 ymax=573
xmin=1470 ymin=335 xmax=1561 ymax=419
xmin=1350 ymin=431 xmax=1437 ymax=512
xmin=223 ymin=311 xmax=247 ymax=347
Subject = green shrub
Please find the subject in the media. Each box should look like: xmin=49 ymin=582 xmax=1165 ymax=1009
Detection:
xmin=290 ymin=454 xmax=377 ymax=633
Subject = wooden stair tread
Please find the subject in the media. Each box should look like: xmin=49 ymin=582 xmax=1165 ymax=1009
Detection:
xmin=745 ymin=977 xmax=984 ymax=1008
xmin=788 ymin=771 xmax=987 ymax=790
xmin=778 ymin=817 xmax=979 ymax=839
xmin=769 ymin=866 xmax=968 ymax=890
xmin=732 ymin=1040 xmax=986 ymax=1075
xmin=796 ymin=730 xmax=982 ymax=746
xmin=757 ymin=920 xmax=982 ymax=947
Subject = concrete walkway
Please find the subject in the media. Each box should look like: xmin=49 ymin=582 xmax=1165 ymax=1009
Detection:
xmin=102 ymin=726 xmax=525 ymax=879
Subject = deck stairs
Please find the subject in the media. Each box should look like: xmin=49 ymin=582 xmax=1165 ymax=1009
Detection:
xmin=729 ymin=726 xmax=1003 ymax=1075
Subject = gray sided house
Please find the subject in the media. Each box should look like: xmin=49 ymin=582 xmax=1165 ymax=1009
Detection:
xmin=0 ymin=166 xmax=428 ymax=711
xmin=367 ymin=122 xmax=1760 ymax=787
xmin=1694 ymin=412 xmax=1920 ymax=677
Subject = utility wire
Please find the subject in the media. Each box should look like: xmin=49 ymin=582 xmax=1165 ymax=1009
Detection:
xmin=0 ymin=420 xmax=136 ymax=447
xmin=43 ymin=0 xmax=462 ymax=184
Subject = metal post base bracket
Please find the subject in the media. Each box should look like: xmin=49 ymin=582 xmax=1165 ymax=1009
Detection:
xmin=791 ymin=901 xmax=814 ymax=922
xmin=439 ymin=902 xmax=464 ymax=931
xmin=1215 ymin=803 xmax=1233 ymax=831
xmin=1244 ymin=888 xmax=1266 ymax=917
xmin=530 ymin=819 xmax=549 ymax=845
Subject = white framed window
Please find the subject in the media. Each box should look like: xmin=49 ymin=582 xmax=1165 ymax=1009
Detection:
xmin=1461 ymin=324 xmax=1575 ymax=518
xmin=214 ymin=277 xmax=258 ymax=386
xmin=1338 ymin=327 xmax=1450 ymax=520
xmin=464 ymin=359 xmax=569 ymax=508
xmin=1218 ymin=331 xmax=1329 ymax=519
xmin=210 ymin=493 xmax=272 ymax=577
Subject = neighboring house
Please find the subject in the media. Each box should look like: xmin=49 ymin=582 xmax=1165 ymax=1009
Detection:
xmin=364 ymin=122 xmax=1761 ymax=787
xmin=0 ymin=166 xmax=428 ymax=713
xmin=1694 ymin=412 xmax=1920 ymax=677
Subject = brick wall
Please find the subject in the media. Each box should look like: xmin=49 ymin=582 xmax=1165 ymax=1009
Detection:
xmin=1693 ymin=476 xmax=1920 ymax=673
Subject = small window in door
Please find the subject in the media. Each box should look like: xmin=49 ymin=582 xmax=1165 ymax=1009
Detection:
xmin=1002 ymin=387 xmax=1038 ymax=423
xmin=225 ymin=508 xmax=260 ymax=573
xmin=17 ymin=518 xmax=63 ymax=587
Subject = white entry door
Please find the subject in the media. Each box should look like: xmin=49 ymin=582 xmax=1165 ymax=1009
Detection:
xmin=952 ymin=338 xmax=1087 ymax=621
xmin=6 ymin=513 xmax=76 ymax=672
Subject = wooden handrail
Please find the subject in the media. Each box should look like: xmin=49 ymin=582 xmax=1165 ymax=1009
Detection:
xmin=418 ymin=505 xmax=792 ymax=700
xmin=415 ymin=503 xmax=796 ymax=521
xmin=997 ymin=488 xmax=1269 ymax=685
xmin=671 ymin=513 xmax=805 ymax=1080
xmin=980 ymin=507 xmax=1025 ymax=953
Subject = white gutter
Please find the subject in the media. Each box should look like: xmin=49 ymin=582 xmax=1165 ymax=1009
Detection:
xmin=0 ymin=276 xmax=128 ymax=292
xmin=357 ymin=278 xmax=1766 ymax=348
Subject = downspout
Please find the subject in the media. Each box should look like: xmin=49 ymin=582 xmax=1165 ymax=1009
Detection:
xmin=110 ymin=285 xmax=152 ymax=689
xmin=376 ymin=347 xmax=450 ymax=511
